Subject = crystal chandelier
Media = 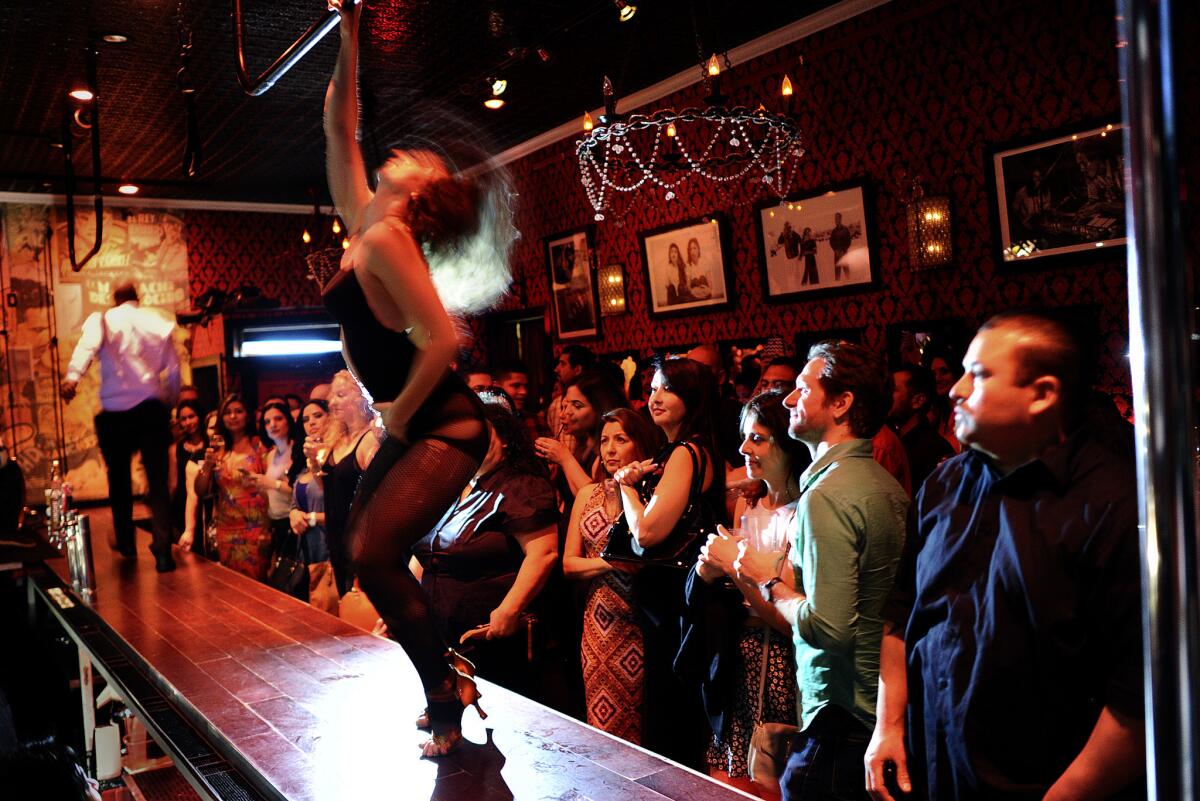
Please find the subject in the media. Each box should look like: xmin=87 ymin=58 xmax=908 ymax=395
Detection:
xmin=576 ymin=56 xmax=805 ymax=220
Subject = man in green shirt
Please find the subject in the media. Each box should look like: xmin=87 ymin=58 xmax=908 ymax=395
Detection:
xmin=736 ymin=340 xmax=908 ymax=801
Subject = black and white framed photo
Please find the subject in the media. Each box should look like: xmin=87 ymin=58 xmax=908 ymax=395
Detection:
xmin=638 ymin=214 xmax=733 ymax=318
xmin=988 ymin=121 xmax=1126 ymax=266
xmin=755 ymin=181 xmax=880 ymax=302
xmin=545 ymin=227 xmax=600 ymax=341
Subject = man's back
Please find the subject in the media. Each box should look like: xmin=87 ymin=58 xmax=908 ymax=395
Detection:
xmin=68 ymin=302 xmax=178 ymax=412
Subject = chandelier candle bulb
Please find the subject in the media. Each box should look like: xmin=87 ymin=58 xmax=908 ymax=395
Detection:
xmin=583 ymin=110 xmax=594 ymax=132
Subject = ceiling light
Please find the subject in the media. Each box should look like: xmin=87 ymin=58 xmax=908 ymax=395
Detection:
xmin=117 ymin=183 xmax=139 ymax=195
xmin=484 ymin=97 xmax=505 ymax=109
xmin=69 ymin=88 xmax=94 ymax=102
xmin=491 ymin=78 xmax=507 ymax=96
xmin=100 ymin=33 xmax=128 ymax=44
xmin=615 ymin=1 xmax=637 ymax=22
xmin=707 ymin=54 xmax=721 ymax=76
xmin=583 ymin=110 xmax=594 ymax=132
xmin=302 ymin=229 xmax=312 ymax=244
xmin=331 ymin=218 xmax=341 ymax=234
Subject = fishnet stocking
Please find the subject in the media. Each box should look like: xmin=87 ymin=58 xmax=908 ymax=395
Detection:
xmin=346 ymin=417 xmax=485 ymax=692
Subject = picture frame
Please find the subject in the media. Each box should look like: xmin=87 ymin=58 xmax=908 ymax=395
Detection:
xmin=638 ymin=214 xmax=734 ymax=318
xmin=755 ymin=180 xmax=880 ymax=302
xmin=545 ymin=227 xmax=600 ymax=341
xmin=987 ymin=121 xmax=1126 ymax=267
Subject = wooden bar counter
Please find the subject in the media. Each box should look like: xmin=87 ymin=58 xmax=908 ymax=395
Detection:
xmin=29 ymin=509 xmax=750 ymax=801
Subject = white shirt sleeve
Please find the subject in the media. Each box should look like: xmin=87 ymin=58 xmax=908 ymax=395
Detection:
xmin=65 ymin=312 xmax=103 ymax=382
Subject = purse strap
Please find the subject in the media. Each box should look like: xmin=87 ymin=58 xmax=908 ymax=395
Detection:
xmin=754 ymin=626 xmax=771 ymax=725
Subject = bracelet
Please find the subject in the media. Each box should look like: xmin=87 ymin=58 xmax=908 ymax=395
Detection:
xmin=308 ymin=512 xmax=317 ymax=527
xmin=760 ymin=576 xmax=784 ymax=603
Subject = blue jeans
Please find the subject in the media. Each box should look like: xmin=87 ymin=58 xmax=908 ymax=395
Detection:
xmin=781 ymin=705 xmax=872 ymax=801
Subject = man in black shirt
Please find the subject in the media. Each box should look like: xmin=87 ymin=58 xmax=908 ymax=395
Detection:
xmin=887 ymin=363 xmax=954 ymax=494
xmin=866 ymin=312 xmax=1144 ymax=801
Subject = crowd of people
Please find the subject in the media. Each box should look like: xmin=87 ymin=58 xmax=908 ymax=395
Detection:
xmin=38 ymin=4 xmax=1143 ymax=795
xmin=153 ymin=308 xmax=1142 ymax=801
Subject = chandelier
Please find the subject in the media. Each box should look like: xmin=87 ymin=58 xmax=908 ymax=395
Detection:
xmin=576 ymin=56 xmax=805 ymax=220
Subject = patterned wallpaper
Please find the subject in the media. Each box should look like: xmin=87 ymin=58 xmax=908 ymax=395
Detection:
xmin=175 ymin=0 xmax=1198 ymax=395
xmin=185 ymin=211 xmax=320 ymax=309
xmin=497 ymin=0 xmax=1132 ymax=391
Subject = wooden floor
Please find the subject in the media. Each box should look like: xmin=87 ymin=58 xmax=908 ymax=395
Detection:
xmin=42 ymin=508 xmax=752 ymax=801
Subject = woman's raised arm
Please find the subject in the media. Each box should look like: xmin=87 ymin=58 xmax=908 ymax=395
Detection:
xmin=324 ymin=0 xmax=372 ymax=235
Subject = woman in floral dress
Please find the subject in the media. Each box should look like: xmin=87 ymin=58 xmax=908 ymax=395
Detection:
xmin=195 ymin=394 xmax=271 ymax=581
xmin=563 ymin=408 xmax=661 ymax=743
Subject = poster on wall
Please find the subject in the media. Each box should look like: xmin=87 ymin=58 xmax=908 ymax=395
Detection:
xmin=755 ymin=181 xmax=880 ymax=302
xmin=638 ymin=214 xmax=732 ymax=318
xmin=989 ymin=121 xmax=1126 ymax=266
xmin=545 ymin=226 xmax=600 ymax=341
xmin=0 ymin=205 xmax=190 ymax=501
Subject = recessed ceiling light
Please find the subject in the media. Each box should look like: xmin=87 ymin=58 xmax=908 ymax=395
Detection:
xmin=483 ymin=98 xmax=505 ymax=110
xmin=117 ymin=184 xmax=139 ymax=195
xmin=68 ymin=88 xmax=94 ymax=102
xmin=101 ymin=33 xmax=128 ymax=44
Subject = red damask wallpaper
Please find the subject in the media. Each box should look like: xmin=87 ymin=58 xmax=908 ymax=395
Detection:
xmin=499 ymin=0 xmax=1131 ymax=391
xmin=181 ymin=0 xmax=1172 ymax=395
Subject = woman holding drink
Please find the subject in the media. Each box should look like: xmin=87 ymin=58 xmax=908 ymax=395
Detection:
xmin=287 ymin=399 xmax=340 ymax=613
xmin=194 ymin=394 xmax=272 ymax=581
xmin=693 ymin=390 xmax=808 ymax=797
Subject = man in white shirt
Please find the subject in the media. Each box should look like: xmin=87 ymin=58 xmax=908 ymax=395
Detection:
xmin=61 ymin=281 xmax=181 ymax=572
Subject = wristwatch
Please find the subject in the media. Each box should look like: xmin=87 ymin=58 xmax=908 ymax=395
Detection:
xmin=761 ymin=576 xmax=784 ymax=602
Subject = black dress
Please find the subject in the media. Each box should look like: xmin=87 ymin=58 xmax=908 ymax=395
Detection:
xmin=170 ymin=438 xmax=206 ymax=542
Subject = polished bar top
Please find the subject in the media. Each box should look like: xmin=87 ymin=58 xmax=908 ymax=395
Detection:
xmin=43 ymin=509 xmax=750 ymax=801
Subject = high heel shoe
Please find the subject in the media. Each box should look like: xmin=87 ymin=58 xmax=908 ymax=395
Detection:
xmin=415 ymin=649 xmax=486 ymax=729
xmin=419 ymin=649 xmax=487 ymax=758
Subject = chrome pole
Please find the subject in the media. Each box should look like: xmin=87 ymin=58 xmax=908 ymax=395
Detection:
xmin=1117 ymin=1 xmax=1200 ymax=799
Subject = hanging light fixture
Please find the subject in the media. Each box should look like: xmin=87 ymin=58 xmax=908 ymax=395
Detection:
xmin=614 ymin=1 xmax=637 ymax=22
xmin=576 ymin=55 xmax=804 ymax=220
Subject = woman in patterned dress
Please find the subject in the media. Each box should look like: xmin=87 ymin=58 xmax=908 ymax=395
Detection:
xmin=563 ymin=408 xmax=662 ymax=744
xmin=696 ymin=391 xmax=810 ymax=798
xmin=195 ymin=394 xmax=272 ymax=581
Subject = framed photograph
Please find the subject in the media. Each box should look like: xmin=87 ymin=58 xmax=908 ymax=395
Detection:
xmin=988 ymin=121 xmax=1126 ymax=266
xmin=545 ymin=227 xmax=600 ymax=341
xmin=638 ymin=214 xmax=733 ymax=318
xmin=755 ymin=181 xmax=880 ymax=302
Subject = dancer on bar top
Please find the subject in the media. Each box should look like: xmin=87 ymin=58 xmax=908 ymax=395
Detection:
xmin=322 ymin=0 xmax=516 ymax=757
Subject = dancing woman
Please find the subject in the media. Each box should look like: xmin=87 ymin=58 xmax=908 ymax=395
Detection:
xmin=323 ymin=0 xmax=515 ymax=757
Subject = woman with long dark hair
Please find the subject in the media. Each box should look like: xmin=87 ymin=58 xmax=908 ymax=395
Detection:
xmin=247 ymin=400 xmax=298 ymax=553
xmin=322 ymin=0 xmax=516 ymax=757
xmin=563 ymin=408 xmax=662 ymax=743
xmin=195 ymin=394 xmax=271 ymax=580
xmin=288 ymin=399 xmax=340 ymax=614
xmin=168 ymin=399 xmax=207 ymax=549
xmin=534 ymin=369 xmax=625 ymax=502
xmin=695 ymin=391 xmax=809 ymax=797
xmin=613 ymin=356 xmax=724 ymax=768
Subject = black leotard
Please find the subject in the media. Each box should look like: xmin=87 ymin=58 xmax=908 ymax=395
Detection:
xmin=322 ymin=267 xmax=489 ymax=695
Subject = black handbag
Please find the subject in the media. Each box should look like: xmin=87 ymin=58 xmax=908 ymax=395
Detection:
xmin=268 ymin=532 xmax=309 ymax=601
xmin=601 ymin=441 xmax=714 ymax=569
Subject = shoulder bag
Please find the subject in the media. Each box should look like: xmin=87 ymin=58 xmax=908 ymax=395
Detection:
xmin=268 ymin=532 xmax=309 ymax=601
xmin=600 ymin=441 xmax=714 ymax=569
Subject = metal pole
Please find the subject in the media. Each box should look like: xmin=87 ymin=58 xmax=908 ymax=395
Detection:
xmin=1117 ymin=1 xmax=1200 ymax=799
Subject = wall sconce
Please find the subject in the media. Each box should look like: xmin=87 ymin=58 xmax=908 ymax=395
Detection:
xmin=907 ymin=193 xmax=953 ymax=270
xmin=597 ymin=263 xmax=627 ymax=316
